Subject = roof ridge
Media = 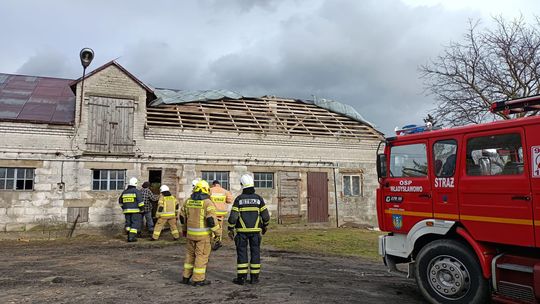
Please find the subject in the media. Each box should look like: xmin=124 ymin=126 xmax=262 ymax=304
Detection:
xmin=0 ymin=72 xmax=74 ymax=81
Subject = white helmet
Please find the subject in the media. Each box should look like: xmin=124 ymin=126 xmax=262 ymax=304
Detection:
xmin=128 ymin=177 xmax=138 ymax=187
xmin=160 ymin=185 xmax=169 ymax=193
xmin=191 ymin=178 xmax=201 ymax=188
xmin=240 ymin=174 xmax=254 ymax=188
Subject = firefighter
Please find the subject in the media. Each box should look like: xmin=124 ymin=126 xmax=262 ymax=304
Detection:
xmin=209 ymin=180 xmax=233 ymax=250
xmin=152 ymin=185 xmax=180 ymax=241
xmin=228 ymin=174 xmax=270 ymax=285
xmin=180 ymin=179 xmax=221 ymax=286
xmin=119 ymin=177 xmax=144 ymax=242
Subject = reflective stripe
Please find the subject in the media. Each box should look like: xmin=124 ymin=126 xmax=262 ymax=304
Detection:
xmin=186 ymin=199 xmax=204 ymax=209
xmin=228 ymin=223 xmax=236 ymax=228
xmin=138 ymin=202 xmax=144 ymax=207
xmin=237 ymin=269 xmax=249 ymax=274
xmin=250 ymin=269 xmax=261 ymax=274
xmin=237 ymin=263 xmax=249 ymax=268
xmin=123 ymin=209 xmax=140 ymax=213
xmin=188 ymin=227 xmax=211 ymax=236
xmin=152 ymin=231 xmax=161 ymax=238
xmin=206 ymin=206 xmax=216 ymax=212
xmin=239 ymin=207 xmax=260 ymax=212
xmin=184 ymin=263 xmax=194 ymax=269
xmin=250 ymin=264 xmax=261 ymax=268
xmin=215 ymin=211 xmax=228 ymax=216
xmin=129 ymin=228 xmax=138 ymax=233
xmin=193 ymin=268 xmax=206 ymax=274
xmin=231 ymin=206 xmax=239 ymax=212
xmin=260 ymin=205 xmax=267 ymax=212
xmin=160 ymin=212 xmax=176 ymax=217
xmin=210 ymin=225 xmax=220 ymax=232
xmin=125 ymin=227 xmax=130 ymax=231
xmin=237 ymin=228 xmax=262 ymax=233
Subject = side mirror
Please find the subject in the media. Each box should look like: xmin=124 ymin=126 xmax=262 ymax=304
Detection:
xmin=377 ymin=154 xmax=387 ymax=179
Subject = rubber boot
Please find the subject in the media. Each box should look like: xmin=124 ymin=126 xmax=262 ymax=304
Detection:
xmin=250 ymin=273 xmax=259 ymax=284
xmin=232 ymin=274 xmax=246 ymax=285
xmin=127 ymin=233 xmax=137 ymax=242
xmin=191 ymin=280 xmax=211 ymax=286
xmin=182 ymin=277 xmax=190 ymax=285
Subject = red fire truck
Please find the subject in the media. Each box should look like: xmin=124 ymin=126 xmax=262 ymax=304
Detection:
xmin=377 ymin=96 xmax=540 ymax=304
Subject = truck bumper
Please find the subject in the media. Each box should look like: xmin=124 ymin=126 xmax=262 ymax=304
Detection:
xmin=378 ymin=234 xmax=414 ymax=278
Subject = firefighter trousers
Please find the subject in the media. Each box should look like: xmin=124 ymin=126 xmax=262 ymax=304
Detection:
xmin=235 ymin=232 xmax=262 ymax=276
xmin=183 ymin=237 xmax=212 ymax=282
xmin=152 ymin=217 xmax=179 ymax=240
xmin=124 ymin=213 xmax=142 ymax=235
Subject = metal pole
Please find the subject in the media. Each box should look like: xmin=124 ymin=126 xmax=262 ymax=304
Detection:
xmin=333 ymin=166 xmax=339 ymax=228
xmin=78 ymin=67 xmax=86 ymax=124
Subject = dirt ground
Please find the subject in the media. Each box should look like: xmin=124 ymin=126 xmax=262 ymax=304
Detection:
xmin=0 ymin=235 xmax=425 ymax=304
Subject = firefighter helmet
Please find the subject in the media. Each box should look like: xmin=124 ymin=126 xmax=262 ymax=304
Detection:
xmin=194 ymin=180 xmax=210 ymax=194
xmin=240 ymin=174 xmax=254 ymax=188
xmin=191 ymin=178 xmax=201 ymax=188
xmin=128 ymin=177 xmax=138 ymax=187
xmin=160 ymin=185 xmax=169 ymax=193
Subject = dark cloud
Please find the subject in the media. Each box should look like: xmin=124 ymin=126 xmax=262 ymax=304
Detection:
xmin=0 ymin=0 xmax=515 ymax=134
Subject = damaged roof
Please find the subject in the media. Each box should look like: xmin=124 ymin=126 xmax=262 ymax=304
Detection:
xmin=149 ymin=88 xmax=375 ymax=128
xmin=0 ymin=73 xmax=75 ymax=125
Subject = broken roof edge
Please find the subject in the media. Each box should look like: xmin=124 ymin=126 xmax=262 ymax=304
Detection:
xmin=148 ymin=88 xmax=379 ymax=131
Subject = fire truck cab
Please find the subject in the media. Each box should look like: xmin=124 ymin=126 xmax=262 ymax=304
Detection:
xmin=377 ymin=96 xmax=540 ymax=304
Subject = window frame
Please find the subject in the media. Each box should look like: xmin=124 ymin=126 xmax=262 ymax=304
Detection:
xmin=433 ymin=139 xmax=458 ymax=178
xmin=92 ymin=169 xmax=126 ymax=191
xmin=201 ymin=171 xmax=230 ymax=190
xmin=254 ymin=172 xmax=274 ymax=189
xmin=343 ymin=174 xmax=362 ymax=197
xmin=389 ymin=143 xmax=429 ymax=178
xmin=465 ymin=132 xmax=524 ymax=177
xmin=0 ymin=167 xmax=35 ymax=191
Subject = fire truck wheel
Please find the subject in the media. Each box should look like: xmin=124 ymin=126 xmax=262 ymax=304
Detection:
xmin=414 ymin=239 xmax=489 ymax=304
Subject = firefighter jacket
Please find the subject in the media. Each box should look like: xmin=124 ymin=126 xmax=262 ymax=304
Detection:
xmin=209 ymin=185 xmax=233 ymax=217
xmin=180 ymin=192 xmax=221 ymax=241
xmin=228 ymin=187 xmax=270 ymax=233
xmin=156 ymin=192 xmax=179 ymax=218
xmin=118 ymin=186 xmax=144 ymax=214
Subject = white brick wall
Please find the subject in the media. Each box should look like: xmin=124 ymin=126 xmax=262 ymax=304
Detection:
xmin=0 ymin=63 xmax=382 ymax=232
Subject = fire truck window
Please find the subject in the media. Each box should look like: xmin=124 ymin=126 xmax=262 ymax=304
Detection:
xmin=389 ymin=144 xmax=428 ymax=177
xmin=466 ymin=133 xmax=523 ymax=176
xmin=433 ymin=140 xmax=457 ymax=177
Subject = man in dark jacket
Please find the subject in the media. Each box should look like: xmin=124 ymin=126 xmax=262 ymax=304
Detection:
xmin=140 ymin=181 xmax=159 ymax=235
xmin=228 ymin=174 xmax=270 ymax=285
xmin=119 ymin=177 xmax=144 ymax=242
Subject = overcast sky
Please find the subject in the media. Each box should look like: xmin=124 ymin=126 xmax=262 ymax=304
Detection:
xmin=1 ymin=0 xmax=538 ymax=135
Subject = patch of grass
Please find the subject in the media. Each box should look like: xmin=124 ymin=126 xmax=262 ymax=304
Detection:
xmin=264 ymin=227 xmax=384 ymax=260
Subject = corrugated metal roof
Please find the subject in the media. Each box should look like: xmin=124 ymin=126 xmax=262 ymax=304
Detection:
xmin=0 ymin=73 xmax=75 ymax=125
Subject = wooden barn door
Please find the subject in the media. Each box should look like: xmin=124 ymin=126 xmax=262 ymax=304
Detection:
xmin=277 ymin=171 xmax=301 ymax=224
xmin=307 ymin=172 xmax=328 ymax=223
xmin=87 ymin=96 xmax=135 ymax=154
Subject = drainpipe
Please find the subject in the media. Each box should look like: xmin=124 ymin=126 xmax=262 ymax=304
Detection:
xmin=333 ymin=165 xmax=339 ymax=228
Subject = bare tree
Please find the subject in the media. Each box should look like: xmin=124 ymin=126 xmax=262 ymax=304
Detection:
xmin=421 ymin=16 xmax=540 ymax=127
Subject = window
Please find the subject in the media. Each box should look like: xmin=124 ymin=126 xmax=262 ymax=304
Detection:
xmin=466 ymin=133 xmax=523 ymax=176
xmin=92 ymin=169 xmax=126 ymax=190
xmin=202 ymin=171 xmax=229 ymax=190
xmin=433 ymin=140 xmax=458 ymax=177
xmin=254 ymin=172 xmax=273 ymax=188
xmin=389 ymin=144 xmax=428 ymax=177
xmin=343 ymin=175 xmax=362 ymax=196
xmin=0 ymin=168 xmax=34 ymax=190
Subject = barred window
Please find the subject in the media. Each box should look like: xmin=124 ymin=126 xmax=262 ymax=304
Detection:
xmin=92 ymin=169 xmax=126 ymax=191
xmin=0 ymin=168 xmax=34 ymax=190
xmin=254 ymin=172 xmax=273 ymax=188
xmin=202 ymin=171 xmax=229 ymax=190
xmin=343 ymin=175 xmax=362 ymax=196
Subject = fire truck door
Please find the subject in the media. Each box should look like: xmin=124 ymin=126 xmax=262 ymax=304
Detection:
xmin=526 ymin=125 xmax=540 ymax=247
xmin=430 ymin=139 xmax=459 ymax=221
xmin=384 ymin=141 xmax=432 ymax=233
xmin=459 ymin=129 xmax=534 ymax=247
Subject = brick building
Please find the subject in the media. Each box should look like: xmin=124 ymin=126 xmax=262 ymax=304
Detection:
xmin=0 ymin=61 xmax=383 ymax=233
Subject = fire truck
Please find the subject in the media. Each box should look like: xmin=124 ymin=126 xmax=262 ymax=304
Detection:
xmin=377 ymin=96 xmax=540 ymax=304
